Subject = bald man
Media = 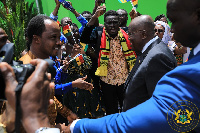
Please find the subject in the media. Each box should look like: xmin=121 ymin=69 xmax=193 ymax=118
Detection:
xmin=69 ymin=15 xmax=177 ymax=132
xmin=67 ymin=0 xmax=200 ymax=132
xmin=123 ymin=15 xmax=177 ymax=111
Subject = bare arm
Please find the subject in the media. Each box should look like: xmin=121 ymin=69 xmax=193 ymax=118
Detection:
xmin=88 ymin=5 xmax=106 ymax=26
xmin=52 ymin=0 xmax=61 ymax=16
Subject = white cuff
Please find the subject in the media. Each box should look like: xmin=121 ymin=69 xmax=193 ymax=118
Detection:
xmin=70 ymin=119 xmax=81 ymax=133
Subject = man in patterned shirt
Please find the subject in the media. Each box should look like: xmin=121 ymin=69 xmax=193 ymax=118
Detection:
xmin=80 ymin=7 xmax=136 ymax=115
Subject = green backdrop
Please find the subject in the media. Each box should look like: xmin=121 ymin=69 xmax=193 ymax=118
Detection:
xmin=27 ymin=0 xmax=168 ymax=27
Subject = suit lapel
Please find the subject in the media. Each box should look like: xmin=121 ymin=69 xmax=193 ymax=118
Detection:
xmin=124 ymin=38 xmax=161 ymax=89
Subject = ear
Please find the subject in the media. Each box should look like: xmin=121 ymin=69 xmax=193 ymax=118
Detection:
xmin=32 ymin=35 xmax=41 ymax=44
xmin=141 ymin=30 xmax=147 ymax=40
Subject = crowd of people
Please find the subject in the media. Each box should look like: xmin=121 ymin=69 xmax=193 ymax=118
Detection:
xmin=0 ymin=0 xmax=200 ymax=132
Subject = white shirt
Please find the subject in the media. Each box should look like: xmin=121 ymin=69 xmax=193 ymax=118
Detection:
xmin=142 ymin=36 xmax=159 ymax=53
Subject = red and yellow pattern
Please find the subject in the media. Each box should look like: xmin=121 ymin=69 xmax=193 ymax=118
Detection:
xmin=95 ymin=27 xmax=137 ymax=76
xmin=63 ymin=24 xmax=72 ymax=36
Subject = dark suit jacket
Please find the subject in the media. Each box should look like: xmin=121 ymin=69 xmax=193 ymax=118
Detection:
xmin=123 ymin=38 xmax=177 ymax=111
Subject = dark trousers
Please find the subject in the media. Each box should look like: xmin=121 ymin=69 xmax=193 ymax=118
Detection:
xmin=100 ymin=80 xmax=125 ymax=115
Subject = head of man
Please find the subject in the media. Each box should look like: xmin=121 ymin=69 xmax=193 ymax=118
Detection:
xmin=81 ymin=11 xmax=92 ymax=22
xmin=167 ymin=0 xmax=200 ymax=48
xmin=26 ymin=15 xmax=61 ymax=58
xmin=66 ymin=23 xmax=80 ymax=45
xmin=61 ymin=17 xmax=72 ymax=28
xmin=128 ymin=15 xmax=155 ymax=52
xmin=155 ymin=14 xmax=168 ymax=24
xmin=0 ymin=28 xmax=8 ymax=49
xmin=154 ymin=24 xmax=165 ymax=39
xmin=116 ymin=9 xmax=128 ymax=27
xmin=104 ymin=10 xmax=120 ymax=38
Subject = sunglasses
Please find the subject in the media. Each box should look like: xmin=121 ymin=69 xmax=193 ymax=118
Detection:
xmin=154 ymin=29 xmax=164 ymax=33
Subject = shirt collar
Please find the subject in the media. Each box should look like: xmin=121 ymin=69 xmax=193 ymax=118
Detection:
xmin=193 ymin=42 xmax=200 ymax=56
xmin=142 ymin=36 xmax=159 ymax=53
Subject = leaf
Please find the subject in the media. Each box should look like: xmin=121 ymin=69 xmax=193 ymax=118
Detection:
xmin=0 ymin=0 xmax=38 ymax=60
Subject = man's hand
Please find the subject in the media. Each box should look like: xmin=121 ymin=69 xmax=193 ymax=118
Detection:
xmin=0 ymin=59 xmax=54 ymax=133
xmin=67 ymin=111 xmax=78 ymax=123
xmin=63 ymin=123 xmax=72 ymax=133
xmin=72 ymin=75 xmax=93 ymax=90
xmin=55 ymin=123 xmax=68 ymax=133
xmin=129 ymin=9 xmax=138 ymax=20
xmin=93 ymin=5 xmax=106 ymax=18
xmin=62 ymin=59 xmax=69 ymax=71
xmin=95 ymin=0 xmax=104 ymax=7
xmin=62 ymin=1 xmax=73 ymax=10
xmin=55 ymin=0 xmax=61 ymax=6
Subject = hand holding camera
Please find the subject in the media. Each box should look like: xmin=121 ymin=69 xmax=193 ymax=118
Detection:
xmin=0 ymin=59 xmax=54 ymax=133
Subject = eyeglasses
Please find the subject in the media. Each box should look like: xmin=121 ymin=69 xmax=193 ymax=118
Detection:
xmin=154 ymin=29 xmax=164 ymax=33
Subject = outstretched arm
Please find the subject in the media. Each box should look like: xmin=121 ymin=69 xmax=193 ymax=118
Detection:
xmin=72 ymin=62 xmax=200 ymax=133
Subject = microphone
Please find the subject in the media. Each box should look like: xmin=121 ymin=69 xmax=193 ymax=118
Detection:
xmin=58 ymin=0 xmax=75 ymax=12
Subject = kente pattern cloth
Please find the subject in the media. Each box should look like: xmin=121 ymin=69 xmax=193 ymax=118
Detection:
xmin=176 ymin=54 xmax=183 ymax=66
xmin=100 ymin=33 xmax=129 ymax=86
xmin=63 ymin=54 xmax=106 ymax=118
xmin=96 ymin=27 xmax=136 ymax=77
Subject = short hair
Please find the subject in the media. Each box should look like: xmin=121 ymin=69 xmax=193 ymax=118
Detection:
xmin=71 ymin=23 xmax=78 ymax=29
xmin=104 ymin=10 xmax=119 ymax=22
xmin=81 ymin=11 xmax=92 ymax=16
xmin=154 ymin=14 xmax=167 ymax=22
xmin=117 ymin=9 xmax=128 ymax=16
xmin=26 ymin=15 xmax=53 ymax=50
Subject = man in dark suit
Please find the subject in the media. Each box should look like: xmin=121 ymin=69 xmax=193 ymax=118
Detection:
xmin=123 ymin=15 xmax=177 ymax=111
xmin=67 ymin=0 xmax=200 ymax=132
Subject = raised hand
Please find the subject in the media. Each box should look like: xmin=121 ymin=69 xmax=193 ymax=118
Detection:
xmin=129 ymin=8 xmax=137 ymax=20
xmin=94 ymin=5 xmax=106 ymax=18
xmin=55 ymin=0 xmax=61 ymax=6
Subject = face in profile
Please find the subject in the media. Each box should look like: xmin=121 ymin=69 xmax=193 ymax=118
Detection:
xmin=104 ymin=15 xmax=120 ymax=38
xmin=128 ymin=25 xmax=144 ymax=52
xmin=154 ymin=25 xmax=165 ymax=39
xmin=167 ymin=0 xmax=199 ymax=47
xmin=40 ymin=20 xmax=61 ymax=57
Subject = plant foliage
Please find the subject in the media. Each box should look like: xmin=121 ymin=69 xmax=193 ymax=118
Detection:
xmin=0 ymin=0 xmax=38 ymax=60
